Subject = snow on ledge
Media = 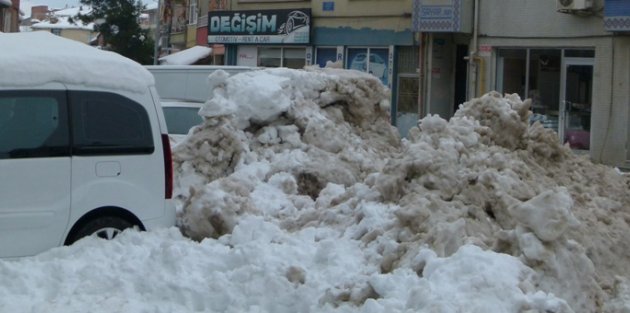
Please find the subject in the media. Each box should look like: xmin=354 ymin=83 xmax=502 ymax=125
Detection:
xmin=159 ymin=46 xmax=212 ymax=65
xmin=0 ymin=31 xmax=155 ymax=93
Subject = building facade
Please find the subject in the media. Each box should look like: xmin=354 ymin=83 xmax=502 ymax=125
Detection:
xmin=0 ymin=0 xmax=19 ymax=33
xmin=23 ymin=6 xmax=97 ymax=45
xmin=414 ymin=0 xmax=630 ymax=168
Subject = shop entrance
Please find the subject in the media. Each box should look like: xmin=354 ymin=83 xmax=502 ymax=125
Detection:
xmin=496 ymin=48 xmax=593 ymax=151
xmin=560 ymin=58 xmax=593 ymax=151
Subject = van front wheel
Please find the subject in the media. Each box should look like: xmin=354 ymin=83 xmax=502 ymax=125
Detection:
xmin=69 ymin=216 xmax=135 ymax=244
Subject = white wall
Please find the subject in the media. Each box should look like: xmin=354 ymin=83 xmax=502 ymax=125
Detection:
xmin=479 ymin=0 xmax=606 ymax=37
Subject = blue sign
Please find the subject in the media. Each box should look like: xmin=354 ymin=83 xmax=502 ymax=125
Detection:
xmin=323 ymin=2 xmax=334 ymax=12
xmin=604 ymin=0 xmax=630 ymax=32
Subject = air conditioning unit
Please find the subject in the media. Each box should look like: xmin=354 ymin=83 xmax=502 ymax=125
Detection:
xmin=557 ymin=0 xmax=593 ymax=12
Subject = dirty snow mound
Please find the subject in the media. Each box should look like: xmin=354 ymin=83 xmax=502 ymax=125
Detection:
xmin=174 ymin=68 xmax=630 ymax=312
xmin=174 ymin=68 xmax=399 ymax=239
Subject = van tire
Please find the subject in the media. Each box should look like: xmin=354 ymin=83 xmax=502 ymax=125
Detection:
xmin=68 ymin=216 xmax=135 ymax=244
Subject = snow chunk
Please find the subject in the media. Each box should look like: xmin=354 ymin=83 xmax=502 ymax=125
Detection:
xmin=509 ymin=187 xmax=579 ymax=242
xmin=401 ymin=245 xmax=573 ymax=312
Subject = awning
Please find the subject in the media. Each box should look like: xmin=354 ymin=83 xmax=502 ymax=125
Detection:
xmin=0 ymin=0 xmax=12 ymax=8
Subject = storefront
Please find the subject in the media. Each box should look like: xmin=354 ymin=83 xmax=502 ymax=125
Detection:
xmin=310 ymin=17 xmax=417 ymax=135
xmin=411 ymin=0 xmax=473 ymax=137
xmin=496 ymin=48 xmax=594 ymax=150
xmin=411 ymin=0 xmax=630 ymax=167
xmin=208 ymin=6 xmax=416 ymax=136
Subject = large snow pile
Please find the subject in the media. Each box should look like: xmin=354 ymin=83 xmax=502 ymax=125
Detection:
xmin=2 ymin=67 xmax=630 ymax=312
xmin=170 ymin=68 xmax=630 ymax=312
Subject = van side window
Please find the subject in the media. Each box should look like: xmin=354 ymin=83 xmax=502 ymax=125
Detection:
xmin=0 ymin=91 xmax=69 ymax=159
xmin=70 ymin=91 xmax=154 ymax=156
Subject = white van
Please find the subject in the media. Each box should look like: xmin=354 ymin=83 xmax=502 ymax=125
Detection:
xmin=145 ymin=65 xmax=256 ymax=102
xmin=0 ymin=32 xmax=176 ymax=258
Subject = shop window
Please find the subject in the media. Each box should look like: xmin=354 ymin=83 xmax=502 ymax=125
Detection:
xmin=347 ymin=48 xmax=368 ymax=71
xmin=496 ymin=48 xmax=593 ymax=150
xmin=528 ymin=49 xmax=561 ymax=128
xmin=258 ymin=47 xmax=281 ymax=67
xmin=397 ymin=46 xmax=418 ymax=74
xmin=283 ymin=48 xmax=305 ymax=69
xmin=346 ymin=47 xmax=389 ymax=85
xmin=316 ymin=48 xmax=337 ymax=68
xmin=257 ymin=47 xmax=306 ymax=68
xmin=565 ymin=50 xmax=595 ymax=58
xmin=496 ymin=49 xmax=526 ymax=97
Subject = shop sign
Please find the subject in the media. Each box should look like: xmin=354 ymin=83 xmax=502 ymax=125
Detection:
xmin=412 ymin=0 xmax=472 ymax=33
xmin=604 ymin=0 xmax=630 ymax=32
xmin=208 ymin=9 xmax=311 ymax=44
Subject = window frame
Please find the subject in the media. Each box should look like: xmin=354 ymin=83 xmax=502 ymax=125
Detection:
xmin=69 ymin=91 xmax=155 ymax=156
xmin=256 ymin=46 xmax=306 ymax=68
xmin=188 ymin=1 xmax=198 ymax=25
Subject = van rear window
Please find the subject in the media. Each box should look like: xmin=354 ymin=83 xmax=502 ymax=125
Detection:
xmin=70 ymin=91 xmax=154 ymax=156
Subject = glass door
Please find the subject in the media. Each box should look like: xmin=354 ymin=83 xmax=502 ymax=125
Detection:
xmin=396 ymin=75 xmax=419 ymax=137
xmin=560 ymin=58 xmax=593 ymax=151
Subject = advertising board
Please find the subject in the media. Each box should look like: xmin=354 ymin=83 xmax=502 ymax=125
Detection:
xmin=208 ymin=9 xmax=311 ymax=44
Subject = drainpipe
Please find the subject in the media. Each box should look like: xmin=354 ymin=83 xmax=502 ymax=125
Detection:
xmin=418 ymin=32 xmax=425 ymax=118
xmin=465 ymin=0 xmax=480 ymax=99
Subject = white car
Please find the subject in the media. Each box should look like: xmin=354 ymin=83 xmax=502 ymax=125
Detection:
xmin=161 ymin=99 xmax=204 ymax=144
xmin=0 ymin=32 xmax=176 ymax=258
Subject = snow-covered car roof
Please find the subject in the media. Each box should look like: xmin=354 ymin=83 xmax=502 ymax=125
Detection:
xmin=0 ymin=31 xmax=154 ymax=93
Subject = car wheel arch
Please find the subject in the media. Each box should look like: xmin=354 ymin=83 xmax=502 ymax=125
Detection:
xmin=64 ymin=206 xmax=145 ymax=245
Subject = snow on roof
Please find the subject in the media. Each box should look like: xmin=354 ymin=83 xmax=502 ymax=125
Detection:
xmin=31 ymin=6 xmax=92 ymax=30
xmin=0 ymin=31 xmax=154 ymax=93
xmin=144 ymin=1 xmax=158 ymax=10
xmin=52 ymin=6 xmax=91 ymax=16
xmin=31 ymin=15 xmax=93 ymax=30
xmin=159 ymin=46 xmax=212 ymax=65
